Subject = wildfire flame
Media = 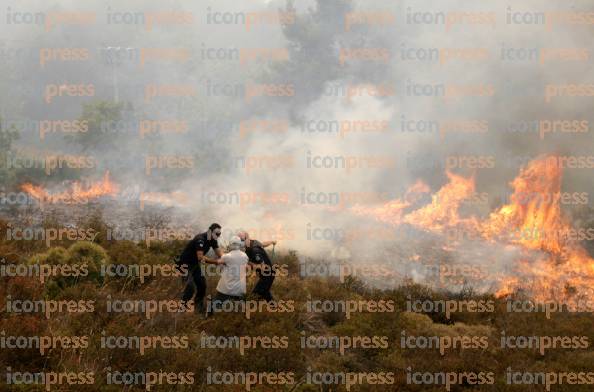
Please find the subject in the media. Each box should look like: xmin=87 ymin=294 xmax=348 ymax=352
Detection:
xmin=21 ymin=171 xmax=119 ymax=204
xmin=483 ymin=158 xmax=594 ymax=301
xmin=352 ymin=155 xmax=594 ymax=302
xmin=402 ymin=171 xmax=479 ymax=232
xmin=351 ymin=180 xmax=430 ymax=225
xmin=482 ymin=157 xmax=565 ymax=253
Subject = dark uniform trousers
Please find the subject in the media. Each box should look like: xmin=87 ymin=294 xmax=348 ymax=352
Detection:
xmin=181 ymin=263 xmax=206 ymax=305
xmin=252 ymin=256 xmax=275 ymax=300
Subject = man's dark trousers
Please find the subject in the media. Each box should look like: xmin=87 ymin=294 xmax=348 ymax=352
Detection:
xmin=181 ymin=263 xmax=206 ymax=306
xmin=253 ymin=257 xmax=275 ymax=300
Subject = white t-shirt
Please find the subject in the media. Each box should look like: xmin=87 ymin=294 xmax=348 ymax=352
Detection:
xmin=216 ymin=250 xmax=249 ymax=296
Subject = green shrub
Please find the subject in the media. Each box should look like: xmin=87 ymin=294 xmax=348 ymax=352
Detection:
xmin=28 ymin=246 xmax=68 ymax=265
xmin=67 ymin=241 xmax=109 ymax=284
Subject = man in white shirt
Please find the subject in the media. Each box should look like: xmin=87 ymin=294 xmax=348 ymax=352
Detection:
xmin=209 ymin=236 xmax=250 ymax=314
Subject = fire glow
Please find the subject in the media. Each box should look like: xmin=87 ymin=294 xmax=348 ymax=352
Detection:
xmin=352 ymin=155 xmax=594 ymax=302
xmin=21 ymin=171 xmax=119 ymax=205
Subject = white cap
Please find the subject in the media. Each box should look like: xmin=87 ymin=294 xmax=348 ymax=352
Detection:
xmin=229 ymin=236 xmax=243 ymax=248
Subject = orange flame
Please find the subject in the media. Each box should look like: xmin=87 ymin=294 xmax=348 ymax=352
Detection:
xmin=402 ymin=171 xmax=478 ymax=232
xmin=351 ymin=180 xmax=430 ymax=225
xmin=21 ymin=171 xmax=119 ymax=204
xmin=483 ymin=157 xmax=594 ymax=301
xmin=352 ymin=155 xmax=594 ymax=302
xmin=482 ymin=157 xmax=564 ymax=253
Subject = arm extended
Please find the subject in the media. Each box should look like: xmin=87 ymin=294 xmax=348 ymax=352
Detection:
xmin=197 ymin=250 xmax=224 ymax=265
xmin=259 ymin=240 xmax=277 ymax=248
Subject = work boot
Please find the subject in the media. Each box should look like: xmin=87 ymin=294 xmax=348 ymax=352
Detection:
xmin=195 ymin=300 xmax=207 ymax=319
xmin=254 ymin=292 xmax=274 ymax=302
xmin=179 ymin=301 xmax=192 ymax=314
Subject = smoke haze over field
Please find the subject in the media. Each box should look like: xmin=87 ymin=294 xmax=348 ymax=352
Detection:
xmin=6 ymin=4 xmax=594 ymax=389
xmin=2 ymin=0 xmax=594 ymax=265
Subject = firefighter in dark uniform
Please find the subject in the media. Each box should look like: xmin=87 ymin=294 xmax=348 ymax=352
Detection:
xmin=237 ymin=231 xmax=277 ymax=301
xmin=178 ymin=223 xmax=224 ymax=314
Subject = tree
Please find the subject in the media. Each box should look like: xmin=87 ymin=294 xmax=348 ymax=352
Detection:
xmin=0 ymin=118 xmax=19 ymax=185
xmin=67 ymin=100 xmax=130 ymax=152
